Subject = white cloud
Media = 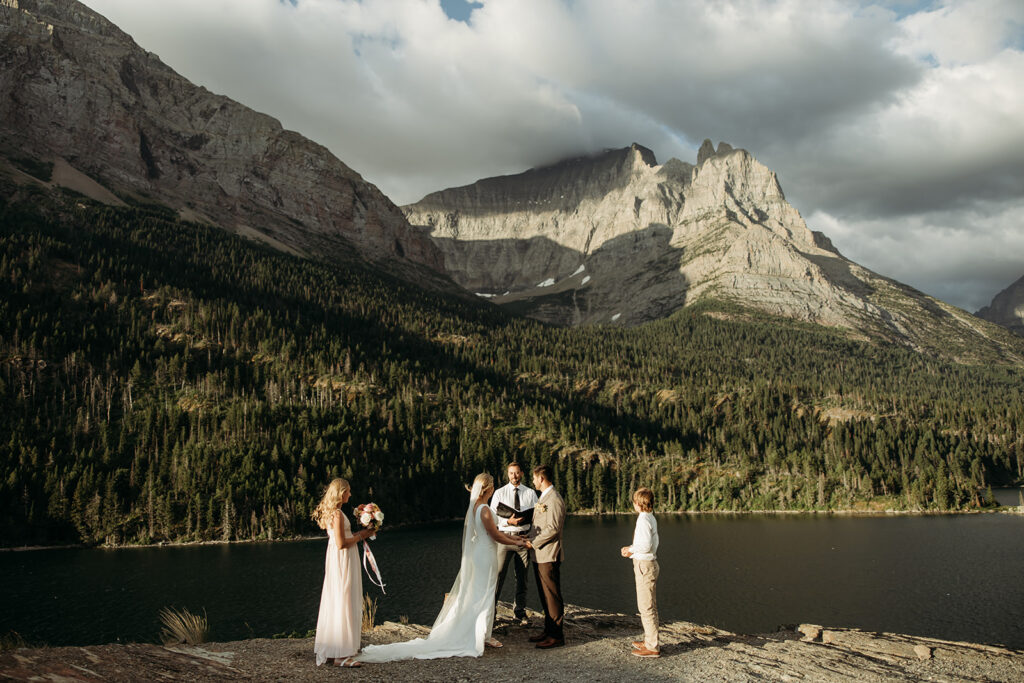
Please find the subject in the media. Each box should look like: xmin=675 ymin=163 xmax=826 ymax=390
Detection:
xmin=80 ymin=0 xmax=1024 ymax=311
xmin=898 ymin=0 xmax=1024 ymax=64
xmin=83 ymin=0 xmax=920 ymax=199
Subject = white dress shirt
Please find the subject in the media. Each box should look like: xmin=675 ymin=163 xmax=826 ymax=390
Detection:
xmin=629 ymin=512 xmax=659 ymax=561
xmin=490 ymin=483 xmax=539 ymax=533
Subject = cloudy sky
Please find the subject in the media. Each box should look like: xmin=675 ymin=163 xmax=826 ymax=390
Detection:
xmin=81 ymin=0 xmax=1023 ymax=311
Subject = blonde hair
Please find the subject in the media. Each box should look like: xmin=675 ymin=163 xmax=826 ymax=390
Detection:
xmin=467 ymin=473 xmax=494 ymax=498
xmin=312 ymin=478 xmax=350 ymax=529
xmin=633 ymin=487 xmax=654 ymax=512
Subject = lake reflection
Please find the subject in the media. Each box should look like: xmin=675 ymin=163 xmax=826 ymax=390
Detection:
xmin=994 ymin=487 xmax=1023 ymax=507
xmin=2 ymin=513 xmax=1023 ymax=648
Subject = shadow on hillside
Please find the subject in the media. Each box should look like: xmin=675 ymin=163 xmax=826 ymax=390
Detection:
xmin=799 ymin=250 xmax=874 ymax=297
xmin=433 ymin=224 xmax=692 ymax=326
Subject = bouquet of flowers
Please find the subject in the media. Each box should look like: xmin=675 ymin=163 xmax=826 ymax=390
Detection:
xmin=354 ymin=502 xmax=386 ymax=593
xmin=354 ymin=502 xmax=384 ymax=537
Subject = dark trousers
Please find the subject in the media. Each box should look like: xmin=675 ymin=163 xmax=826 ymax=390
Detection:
xmin=533 ymin=560 xmax=564 ymax=641
xmin=495 ymin=542 xmax=530 ymax=618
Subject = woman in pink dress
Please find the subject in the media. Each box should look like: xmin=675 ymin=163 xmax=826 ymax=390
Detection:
xmin=312 ymin=478 xmax=373 ymax=668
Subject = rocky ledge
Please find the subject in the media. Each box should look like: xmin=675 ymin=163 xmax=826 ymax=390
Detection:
xmin=2 ymin=604 xmax=1021 ymax=682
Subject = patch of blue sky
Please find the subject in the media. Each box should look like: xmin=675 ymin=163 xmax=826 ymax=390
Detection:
xmin=864 ymin=0 xmax=940 ymax=20
xmin=1009 ymin=19 xmax=1024 ymax=52
xmin=440 ymin=0 xmax=483 ymax=24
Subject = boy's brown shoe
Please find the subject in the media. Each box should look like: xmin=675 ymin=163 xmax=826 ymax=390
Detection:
xmin=535 ymin=637 xmax=565 ymax=649
xmin=632 ymin=646 xmax=660 ymax=658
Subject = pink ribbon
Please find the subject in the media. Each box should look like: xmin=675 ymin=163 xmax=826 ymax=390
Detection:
xmin=361 ymin=541 xmax=386 ymax=593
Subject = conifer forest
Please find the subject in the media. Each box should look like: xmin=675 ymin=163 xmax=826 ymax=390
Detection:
xmin=2 ymin=182 xmax=1023 ymax=547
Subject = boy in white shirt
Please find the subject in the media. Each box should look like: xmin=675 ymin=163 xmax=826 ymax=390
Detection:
xmin=620 ymin=487 xmax=659 ymax=658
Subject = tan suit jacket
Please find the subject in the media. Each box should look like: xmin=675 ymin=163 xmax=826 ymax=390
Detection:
xmin=530 ymin=488 xmax=566 ymax=563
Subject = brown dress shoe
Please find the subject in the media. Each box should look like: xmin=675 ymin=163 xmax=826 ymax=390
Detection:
xmin=535 ymin=636 xmax=565 ymax=649
xmin=632 ymin=646 xmax=660 ymax=658
xmin=528 ymin=632 xmax=549 ymax=643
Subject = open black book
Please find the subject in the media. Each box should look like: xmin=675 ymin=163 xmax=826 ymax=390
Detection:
xmin=495 ymin=502 xmax=534 ymax=524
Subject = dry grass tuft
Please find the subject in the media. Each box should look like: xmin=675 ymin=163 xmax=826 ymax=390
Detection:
xmin=362 ymin=595 xmax=378 ymax=633
xmin=159 ymin=606 xmax=209 ymax=646
xmin=0 ymin=631 xmax=29 ymax=650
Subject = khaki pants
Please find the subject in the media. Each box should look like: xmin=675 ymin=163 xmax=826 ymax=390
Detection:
xmin=633 ymin=558 xmax=659 ymax=650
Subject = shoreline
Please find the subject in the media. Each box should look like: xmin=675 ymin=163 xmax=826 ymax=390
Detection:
xmin=4 ymin=504 xmax=1022 ymax=553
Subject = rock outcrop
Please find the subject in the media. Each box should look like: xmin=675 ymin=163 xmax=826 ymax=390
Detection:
xmin=0 ymin=0 xmax=444 ymax=280
xmin=977 ymin=275 xmax=1024 ymax=336
xmin=406 ymin=141 xmax=1024 ymax=362
xmin=3 ymin=603 xmax=1022 ymax=682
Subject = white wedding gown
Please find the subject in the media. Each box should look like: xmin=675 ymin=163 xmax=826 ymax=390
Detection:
xmin=357 ymin=491 xmax=500 ymax=662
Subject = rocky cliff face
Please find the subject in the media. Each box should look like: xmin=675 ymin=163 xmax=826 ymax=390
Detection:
xmin=407 ymin=141 xmax=1023 ymax=361
xmin=0 ymin=0 xmax=444 ymax=278
xmin=977 ymin=276 xmax=1024 ymax=336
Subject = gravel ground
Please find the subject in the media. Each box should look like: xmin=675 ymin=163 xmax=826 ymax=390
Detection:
xmin=3 ymin=604 xmax=1022 ymax=682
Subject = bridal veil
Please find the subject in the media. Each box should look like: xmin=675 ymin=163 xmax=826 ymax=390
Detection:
xmin=356 ymin=480 xmax=500 ymax=662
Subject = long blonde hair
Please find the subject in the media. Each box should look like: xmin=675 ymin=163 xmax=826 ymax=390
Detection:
xmin=468 ymin=473 xmax=494 ymax=500
xmin=312 ymin=478 xmax=350 ymax=529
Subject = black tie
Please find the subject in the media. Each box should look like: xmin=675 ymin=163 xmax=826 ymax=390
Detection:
xmin=513 ymin=486 xmax=520 ymax=511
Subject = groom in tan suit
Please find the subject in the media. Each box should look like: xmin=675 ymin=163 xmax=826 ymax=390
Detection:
xmin=527 ymin=464 xmax=566 ymax=648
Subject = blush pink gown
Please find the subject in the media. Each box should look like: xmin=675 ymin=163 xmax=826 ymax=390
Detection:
xmin=314 ymin=511 xmax=362 ymax=665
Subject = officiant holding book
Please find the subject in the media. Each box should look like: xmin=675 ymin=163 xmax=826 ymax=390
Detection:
xmin=490 ymin=461 xmax=538 ymax=626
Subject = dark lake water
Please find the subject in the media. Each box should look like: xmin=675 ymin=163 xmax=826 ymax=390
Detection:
xmin=993 ymin=486 xmax=1024 ymax=507
xmin=3 ymin=510 xmax=1024 ymax=649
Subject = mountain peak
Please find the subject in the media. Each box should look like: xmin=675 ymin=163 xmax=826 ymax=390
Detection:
xmin=406 ymin=138 xmax=828 ymax=323
xmin=0 ymin=0 xmax=445 ymax=277
xmin=977 ymin=275 xmax=1024 ymax=336
xmin=404 ymin=140 xmax=1024 ymax=362
xmin=409 ymin=144 xmax=659 ymax=216
xmin=629 ymin=142 xmax=658 ymax=166
xmin=697 ymin=139 xmax=716 ymax=164
xmin=697 ymin=138 xmax=739 ymax=165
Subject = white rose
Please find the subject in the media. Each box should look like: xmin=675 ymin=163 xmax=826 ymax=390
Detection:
xmin=374 ymin=511 xmax=384 ymax=522
xmin=360 ymin=513 xmax=373 ymax=525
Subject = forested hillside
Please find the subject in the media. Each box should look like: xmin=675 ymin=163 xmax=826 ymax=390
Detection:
xmin=2 ymin=180 xmax=1023 ymax=547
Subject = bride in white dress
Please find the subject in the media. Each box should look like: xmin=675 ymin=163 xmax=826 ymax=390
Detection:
xmin=357 ymin=473 xmax=530 ymax=662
